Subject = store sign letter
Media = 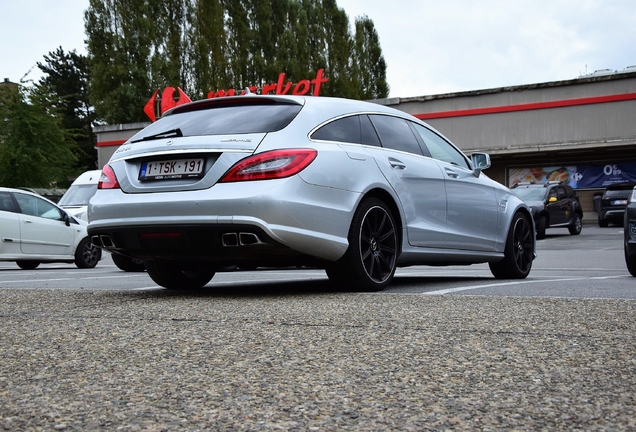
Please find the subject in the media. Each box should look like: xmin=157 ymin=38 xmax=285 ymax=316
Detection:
xmin=144 ymin=69 xmax=329 ymax=122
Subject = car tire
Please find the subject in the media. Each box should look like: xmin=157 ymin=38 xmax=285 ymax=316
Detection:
xmin=568 ymin=213 xmax=582 ymax=235
xmin=112 ymin=252 xmax=146 ymax=272
xmin=625 ymin=245 xmax=636 ymax=277
xmin=489 ymin=212 xmax=533 ymax=279
xmin=536 ymin=215 xmax=547 ymax=240
xmin=75 ymin=238 xmax=102 ymax=268
xmin=16 ymin=260 xmax=40 ymax=270
xmin=145 ymin=260 xmax=215 ymax=289
xmin=598 ymin=218 xmax=609 ymax=228
xmin=326 ymin=197 xmax=398 ymax=292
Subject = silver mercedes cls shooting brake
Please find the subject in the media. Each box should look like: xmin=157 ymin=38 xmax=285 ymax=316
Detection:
xmin=87 ymin=95 xmax=535 ymax=291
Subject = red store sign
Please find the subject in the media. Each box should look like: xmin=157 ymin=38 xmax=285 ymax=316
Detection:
xmin=144 ymin=68 xmax=328 ymax=122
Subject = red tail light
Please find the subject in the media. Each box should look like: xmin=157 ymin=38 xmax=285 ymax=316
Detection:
xmin=220 ymin=149 xmax=317 ymax=182
xmin=97 ymin=165 xmax=120 ymax=189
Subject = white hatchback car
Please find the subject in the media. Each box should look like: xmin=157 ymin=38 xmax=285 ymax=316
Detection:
xmin=0 ymin=187 xmax=101 ymax=269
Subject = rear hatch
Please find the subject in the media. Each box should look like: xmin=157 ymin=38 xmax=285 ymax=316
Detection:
xmin=107 ymin=97 xmax=304 ymax=194
xmin=601 ymin=183 xmax=636 ymax=209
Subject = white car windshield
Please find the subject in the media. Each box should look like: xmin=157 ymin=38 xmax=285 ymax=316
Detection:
xmin=58 ymin=184 xmax=98 ymax=206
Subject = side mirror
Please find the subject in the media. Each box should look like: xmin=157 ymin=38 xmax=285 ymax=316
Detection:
xmin=471 ymin=152 xmax=491 ymax=177
xmin=62 ymin=212 xmax=71 ymax=226
xmin=548 ymin=197 xmax=557 ymax=203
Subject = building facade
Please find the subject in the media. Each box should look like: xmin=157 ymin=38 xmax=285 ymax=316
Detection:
xmin=94 ymin=69 xmax=636 ymax=218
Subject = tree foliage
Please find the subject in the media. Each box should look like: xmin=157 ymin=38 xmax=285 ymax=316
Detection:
xmin=36 ymin=47 xmax=97 ymax=172
xmin=0 ymin=84 xmax=77 ymax=188
xmin=85 ymin=0 xmax=390 ymax=124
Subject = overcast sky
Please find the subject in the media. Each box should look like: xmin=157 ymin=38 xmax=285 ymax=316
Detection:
xmin=1 ymin=0 xmax=635 ymax=98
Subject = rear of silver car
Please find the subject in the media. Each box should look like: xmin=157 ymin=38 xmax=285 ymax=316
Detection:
xmin=89 ymin=99 xmax=358 ymax=265
xmin=88 ymin=95 xmax=535 ymax=290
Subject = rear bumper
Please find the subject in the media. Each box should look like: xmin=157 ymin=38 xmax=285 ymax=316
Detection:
xmin=88 ymin=177 xmax=359 ymax=263
xmin=599 ymin=209 xmax=625 ymax=223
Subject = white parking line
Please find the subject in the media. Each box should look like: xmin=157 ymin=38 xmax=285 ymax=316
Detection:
xmin=422 ymin=275 xmax=630 ymax=295
xmin=0 ymin=274 xmax=149 ymax=284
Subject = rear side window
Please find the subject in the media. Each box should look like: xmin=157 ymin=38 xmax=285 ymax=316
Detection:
xmin=312 ymin=116 xmax=361 ymax=143
xmin=369 ymin=115 xmax=423 ymax=155
xmin=129 ymin=102 xmax=302 ymax=141
xmin=0 ymin=192 xmax=16 ymax=212
xmin=311 ymin=115 xmax=382 ymax=148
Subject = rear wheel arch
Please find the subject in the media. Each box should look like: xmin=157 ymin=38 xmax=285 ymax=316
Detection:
xmin=361 ymin=188 xmax=403 ymax=251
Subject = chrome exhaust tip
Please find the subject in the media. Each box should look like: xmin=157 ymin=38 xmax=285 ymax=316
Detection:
xmin=239 ymin=232 xmax=263 ymax=246
xmin=222 ymin=233 xmax=238 ymax=247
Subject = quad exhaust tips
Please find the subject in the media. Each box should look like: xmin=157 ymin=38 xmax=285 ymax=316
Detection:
xmin=222 ymin=232 xmax=264 ymax=247
xmin=92 ymin=232 xmax=263 ymax=249
xmin=91 ymin=235 xmax=115 ymax=248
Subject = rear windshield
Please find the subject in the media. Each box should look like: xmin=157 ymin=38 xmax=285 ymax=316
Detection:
xmin=58 ymin=184 xmax=98 ymax=206
xmin=129 ymin=102 xmax=302 ymax=142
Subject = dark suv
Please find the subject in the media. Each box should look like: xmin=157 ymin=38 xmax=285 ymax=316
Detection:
xmin=598 ymin=182 xmax=636 ymax=227
xmin=512 ymin=182 xmax=583 ymax=239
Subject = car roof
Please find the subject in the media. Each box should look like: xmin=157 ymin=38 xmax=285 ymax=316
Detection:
xmin=513 ymin=182 xmax=560 ymax=188
xmin=0 ymin=186 xmax=59 ymax=203
xmin=163 ymin=94 xmax=433 ymax=132
xmin=606 ymin=182 xmax=636 ymax=191
xmin=70 ymin=170 xmax=103 ymax=186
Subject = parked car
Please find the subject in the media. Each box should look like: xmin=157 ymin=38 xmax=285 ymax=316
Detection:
xmin=0 ymin=187 xmax=101 ymax=269
xmin=598 ymin=182 xmax=636 ymax=227
xmin=58 ymin=170 xmax=146 ymax=272
xmin=58 ymin=170 xmax=102 ymax=221
xmin=624 ymin=186 xmax=636 ymax=277
xmin=511 ymin=181 xmax=583 ymax=239
xmin=88 ymin=95 xmax=535 ymax=291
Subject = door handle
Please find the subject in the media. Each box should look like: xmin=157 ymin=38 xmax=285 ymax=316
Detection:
xmin=389 ymin=158 xmax=406 ymax=170
xmin=445 ymin=168 xmax=459 ymax=178
xmin=23 ymin=220 xmax=32 ymax=224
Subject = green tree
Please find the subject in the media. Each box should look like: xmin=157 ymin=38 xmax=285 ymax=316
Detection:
xmin=84 ymin=0 xmax=155 ymax=124
xmin=84 ymin=0 xmax=389 ymax=122
xmin=353 ymin=15 xmax=389 ymax=99
xmin=36 ymin=47 xmax=98 ymax=172
xmin=0 ymin=84 xmax=77 ymax=188
xmin=187 ymin=0 xmax=229 ymax=99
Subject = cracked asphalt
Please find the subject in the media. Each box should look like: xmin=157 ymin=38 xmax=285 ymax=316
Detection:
xmin=1 ymin=288 xmax=635 ymax=431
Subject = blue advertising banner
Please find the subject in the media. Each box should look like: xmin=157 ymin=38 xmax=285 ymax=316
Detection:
xmin=508 ymin=162 xmax=636 ymax=189
xmin=576 ymin=163 xmax=636 ymax=188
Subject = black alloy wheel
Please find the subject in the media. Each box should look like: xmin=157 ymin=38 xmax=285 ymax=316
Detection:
xmin=75 ymin=238 xmax=102 ymax=268
xmin=568 ymin=214 xmax=582 ymax=235
xmin=489 ymin=212 xmax=534 ymax=279
xmin=146 ymin=259 xmax=215 ymax=290
xmin=326 ymin=197 xmax=398 ymax=291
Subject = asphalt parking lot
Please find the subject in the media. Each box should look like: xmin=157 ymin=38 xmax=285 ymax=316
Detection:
xmin=0 ymin=224 xmax=634 ymax=430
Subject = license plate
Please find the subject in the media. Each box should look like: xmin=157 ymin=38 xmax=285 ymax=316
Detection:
xmin=140 ymin=158 xmax=204 ymax=180
xmin=613 ymin=200 xmax=628 ymax=205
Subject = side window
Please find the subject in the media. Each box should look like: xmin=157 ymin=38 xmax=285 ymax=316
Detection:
xmin=557 ymin=187 xmax=567 ymax=200
xmin=0 ymin=192 xmax=16 ymax=212
xmin=411 ymin=123 xmax=470 ymax=169
xmin=311 ymin=116 xmax=361 ymax=144
xmin=360 ymin=115 xmax=381 ymax=147
xmin=368 ymin=115 xmax=422 ymax=155
xmin=14 ymin=193 xmax=64 ymax=221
